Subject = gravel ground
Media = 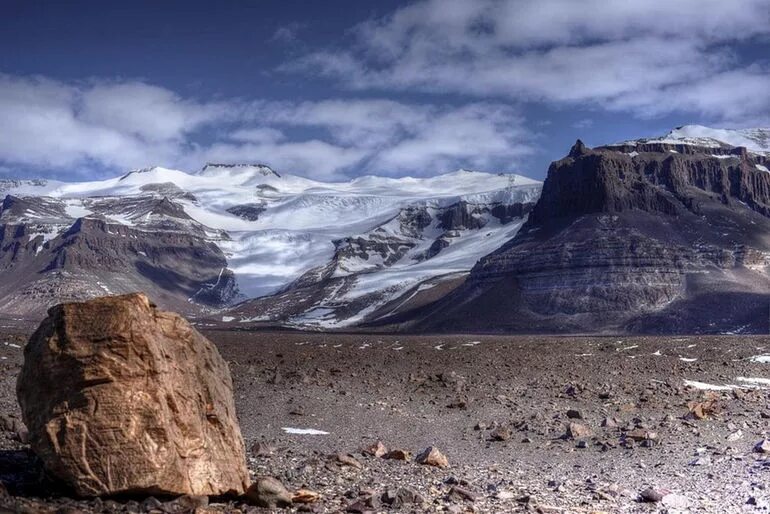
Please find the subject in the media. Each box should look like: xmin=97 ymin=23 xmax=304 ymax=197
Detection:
xmin=0 ymin=330 xmax=769 ymax=513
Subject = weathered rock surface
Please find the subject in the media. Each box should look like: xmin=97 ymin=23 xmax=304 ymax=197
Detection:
xmin=245 ymin=477 xmax=293 ymax=508
xmin=16 ymin=293 xmax=249 ymax=497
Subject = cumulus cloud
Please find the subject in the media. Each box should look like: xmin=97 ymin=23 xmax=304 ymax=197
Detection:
xmin=0 ymin=74 xmax=225 ymax=173
xmin=0 ymin=74 xmax=533 ymax=180
xmin=287 ymin=0 xmax=770 ymax=123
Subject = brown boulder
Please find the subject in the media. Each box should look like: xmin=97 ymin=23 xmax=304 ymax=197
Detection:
xmin=16 ymin=293 xmax=249 ymax=497
xmin=415 ymin=446 xmax=449 ymax=468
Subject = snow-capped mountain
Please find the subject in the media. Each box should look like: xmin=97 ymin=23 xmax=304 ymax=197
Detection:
xmin=0 ymin=165 xmax=540 ymax=324
xmin=613 ymin=125 xmax=770 ymax=156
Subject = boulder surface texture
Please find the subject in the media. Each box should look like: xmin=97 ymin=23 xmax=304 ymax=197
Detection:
xmin=17 ymin=293 xmax=249 ymax=497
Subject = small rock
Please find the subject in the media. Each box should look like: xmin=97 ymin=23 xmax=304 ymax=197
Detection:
xmin=661 ymin=493 xmax=691 ymax=509
xmin=490 ymin=426 xmax=512 ymax=441
xmin=625 ymin=429 xmax=658 ymax=442
xmin=448 ymin=486 xmax=477 ymax=502
xmin=690 ymin=456 xmax=711 ymax=466
xmin=293 ymin=489 xmax=322 ymax=504
xmin=639 ymin=488 xmax=667 ymax=503
xmin=250 ymin=441 xmax=275 ymax=457
xmin=140 ymin=497 xmax=162 ymax=511
xmin=174 ymin=495 xmax=209 ymax=510
xmin=383 ymin=449 xmax=412 ymax=461
xmin=415 ymin=446 xmax=449 ymax=468
xmin=754 ymin=439 xmax=770 ymax=453
xmin=382 ymin=487 xmax=423 ymax=508
xmin=566 ymin=409 xmax=583 ymax=419
xmin=687 ymin=399 xmax=717 ymax=420
xmin=566 ymin=422 xmax=591 ymax=439
xmin=335 ymin=453 xmax=363 ymax=469
xmin=245 ymin=476 xmax=293 ymax=509
xmin=363 ymin=441 xmax=388 ymax=458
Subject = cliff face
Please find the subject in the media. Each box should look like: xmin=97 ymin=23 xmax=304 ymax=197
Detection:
xmin=410 ymin=140 xmax=770 ymax=334
xmin=0 ymin=195 xmax=238 ymax=318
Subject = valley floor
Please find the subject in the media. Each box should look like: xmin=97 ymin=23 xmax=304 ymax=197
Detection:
xmin=1 ymin=331 xmax=770 ymax=512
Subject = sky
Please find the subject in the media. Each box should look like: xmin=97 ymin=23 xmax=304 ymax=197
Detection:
xmin=1 ymin=0 xmax=769 ymax=182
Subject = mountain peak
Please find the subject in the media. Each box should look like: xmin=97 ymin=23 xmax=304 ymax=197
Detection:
xmin=200 ymin=163 xmax=281 ymax=178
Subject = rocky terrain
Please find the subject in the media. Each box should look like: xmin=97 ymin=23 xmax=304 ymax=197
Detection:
xmin=402 ymin=128 xmax=770 ymax=334
xmin=0 ymin=327 xmax=769 ymax=512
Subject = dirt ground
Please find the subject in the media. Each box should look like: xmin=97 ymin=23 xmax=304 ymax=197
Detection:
xmin=1 ymin=329 xmax=769 ymax=513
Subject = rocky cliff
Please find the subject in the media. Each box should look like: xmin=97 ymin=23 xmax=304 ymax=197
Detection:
xmin=408 ymin=137 xmax=770 ymax=334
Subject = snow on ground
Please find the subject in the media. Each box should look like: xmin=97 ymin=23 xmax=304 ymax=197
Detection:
xmin=281 ymin=427 xmax=330 ymax=435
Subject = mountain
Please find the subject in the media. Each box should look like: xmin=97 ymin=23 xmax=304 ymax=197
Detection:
xmin=401 ymin=126 xmax=770 ymax=334
xmin=0 ymin=165 xmax=540 ymax=322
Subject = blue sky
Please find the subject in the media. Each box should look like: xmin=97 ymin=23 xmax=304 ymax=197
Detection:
xmin=1 ymin=0 xmax=769 ymax=182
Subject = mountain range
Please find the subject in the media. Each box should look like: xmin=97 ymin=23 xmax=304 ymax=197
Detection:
xmin=1 ymin=125 xmax=769 ymax=333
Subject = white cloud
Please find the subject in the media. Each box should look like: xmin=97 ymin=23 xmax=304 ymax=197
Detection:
xmin=287 ymin=0 xmax=770 ymax=123
xmin=0 ymin=74 xmax=533 ymax=180
xmin=79 ymin=82 xmax=229 ymax=142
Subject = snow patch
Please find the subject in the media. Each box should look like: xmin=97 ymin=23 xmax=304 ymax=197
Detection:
xmin=281 ymin=427 xmax=329 ymax=435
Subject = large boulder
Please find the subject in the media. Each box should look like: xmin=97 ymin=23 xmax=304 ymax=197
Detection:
xmin=16 ymin=293 xmax=249 ymax=497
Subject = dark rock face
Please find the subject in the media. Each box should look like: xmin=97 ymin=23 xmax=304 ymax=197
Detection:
xmin=0 ymin=194 xmax=238 ymax=317
xmin=226 ymin=203 xmax=266 ymax=221
xmin=438 ymin=201 xmax=487 ymax=230
xmin=412 ymin=141 xmax=770 ymax=334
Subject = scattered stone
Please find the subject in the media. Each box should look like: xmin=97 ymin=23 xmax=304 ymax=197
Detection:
xmin=601 ymin=417 xmax=618 ymax=428
xmin=639 ymin=488 xmax=666 ymax=503
xmin=566 ymin=409 xmax=583 ymax=419
xmin=415 ymin=446 xmax=449 ymax=468
xmin=566 ymin=422 xmax=591 ymax=439
xmin=174 ymin=495 xmax=209 ymax=510
xmin=624 ymin=429 xmax=658 ymax=442
xmin=140 ymin=497 xmax=163 ymax=511
xmin=293 ymin=489 xmax=322 ymax=504
xmin=245 ymin=476 xmax=293 ymax=509
xmin=335 ymin=452 xmax=363 ymax=469
xmin=754 ymin=439 xmax=770 ymax=453
xmin=661 ymin=493 xmax=691 ymax=509
xmin=490 ymin=426 xmax=512 ymax=441
xmin=16 ymin=293 xmax=249 ymax=497
xmin=687 ymin=399 xmax=718 ymax=420
xmin=726 ymin=430 xmax=743 ymax=442
xmin=448 ymin=486 xmax=477 ymax=502
xmin=383 ymin=449 xmax=412 ymax=461
xmin=382 ymin=487 xmax=424 ymax=508
xmin=250 ymin=441 xmax=276 ymax=457
xmin=363 ymin=441 xmax=388 ymax=458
